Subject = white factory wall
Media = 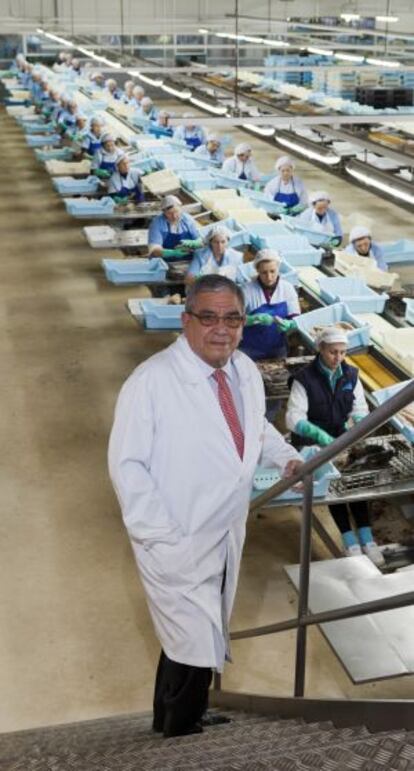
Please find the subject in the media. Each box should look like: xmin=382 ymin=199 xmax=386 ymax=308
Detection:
xmin=0 ymin=0 xmax=413 ymax=35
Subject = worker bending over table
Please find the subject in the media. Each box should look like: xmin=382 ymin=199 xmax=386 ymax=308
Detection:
xmin=264 ymin=155 xmax=308 ymax=214
xmin=297 ymin=191 xmax=343 ymax=246
xmin=222 ymin=143 xmax=262 ymax=183
xmin=108 ymin=274 xmax=303 ymax=738
xmin=173 ymin=115 xmax=207 ymax=150
xmin=148 ymin=195 xmax=202 ymax=262
xmin=240 ymin=249 xmax=301 ymax=361
xmin=285 ymin=326 xmax=385 ymax=567
xmin=107 ymin=154 xmax=144 ymax=204
xmin=345 ymin=225 xmax=388 ymax=271
xmin=92 ymin=133 xmax=125 ymax=178
xmin=185 ymin=225 xmax=243 ymax=286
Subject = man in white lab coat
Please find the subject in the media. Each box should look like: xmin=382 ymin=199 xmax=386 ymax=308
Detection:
xmin=108 ymin=274 xmax=303 ymax=738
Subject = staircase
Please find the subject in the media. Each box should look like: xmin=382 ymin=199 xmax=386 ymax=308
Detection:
xmin=2 ymin=709 xmax=414 ymax=770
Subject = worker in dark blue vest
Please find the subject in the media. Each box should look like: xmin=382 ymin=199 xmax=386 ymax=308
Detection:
xmin=286 ymin=326 xmax=385 ymax=567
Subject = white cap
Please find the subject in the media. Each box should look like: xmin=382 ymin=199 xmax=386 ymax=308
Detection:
xmin=90 ymin=116 xmax=104 ymax=126
xmin=275 ymin=155 xmax=294 ymax=171
xmin=141 ymin=96 xmax=153 ymax=107
xmin=254 ymin=249 xmax=281 ymax=267
xmin=206 ymin=133 xmax=220 ymax=143
xmin=115 ymin=152 xmax=128 ymax=166
xmin=100 ymin=132 xmax=114 ymax=144
xmin=310 ymin=190 xmax=330 ymax=204
xmin=235 ymin=142 xmax=251 ymax=155
xmin=158 ymin=109 xmax=170 ymax=118
xmin=132 ymin=85 xmax=145 ymax=96
xmin=350 ymin=225 xmax=371 ymax=242
xmin=161 ymin=194 xmax=182 ymax=210
xmin=105 ymin=78 xmax=117 ymax=88
xmin=205 ymin=224 xmax=232 ymax=243
xmin=317 ymin=326 xmax=348 ymax=347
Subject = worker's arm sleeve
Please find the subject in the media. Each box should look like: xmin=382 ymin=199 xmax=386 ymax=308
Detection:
xmin=263 ymin=178 xmax=276 ymax=199
xmin=108 ymin=371 xmax=182 ymax=546
xmin=286 ymin=284 xmax=301 ymax=317
xmin=350 ymin=378 xmax=369 ymax=423
xmin=251 ymin=162 xmax=262 ymax=183
xmin=285 ymin=381 xmax=309 ymax=432
xmin=147 ymin=218 xmax=164 ymax=253
xmin=375 ymin=245 xmax=388 ymax=272
xmin=259 ymin=419 xmax=302 ymax=472
xmin=184 ymin=215 xmax=200 ymax=240
xmin=186 ymin=252 xmax=202 ymax=276
xmin=331 ymin=210 xmax=343 ymax=238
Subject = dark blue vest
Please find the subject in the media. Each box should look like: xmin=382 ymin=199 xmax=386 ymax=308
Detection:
xmin=290 ymin=357 xmax=358 ymax=448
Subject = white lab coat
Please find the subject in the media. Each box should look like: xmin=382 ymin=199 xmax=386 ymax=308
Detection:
xmin=108 ymin=335 xmax=300 ymax=670
xmin=222 ymin=155 xmax=261 ymax=182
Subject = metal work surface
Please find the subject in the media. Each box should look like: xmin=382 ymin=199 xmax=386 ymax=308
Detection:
xmin=286 ymin=556 xmax=414 ymax=683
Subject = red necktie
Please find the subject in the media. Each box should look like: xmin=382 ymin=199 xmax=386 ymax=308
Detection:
xmin=213 ymin=369 xmax=244 ymax=460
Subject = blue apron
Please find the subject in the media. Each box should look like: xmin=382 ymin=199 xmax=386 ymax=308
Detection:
xmin=87 ymin=138 xmax=101 ymax=155
xmin=163 ymin=221 xmax=194 ymax=259
xmin=239 ymin=167 xmax=248 ymax=180
xmin=185 ymin=134 xmax=202 ymax=151
xmin=240 ymin=301 xmax=288 ymax=360
xmin=117 ymin=180 xmax=143 ymax=202
xmin=100 ymin=158 xmax=117 ymax=173
xmin=274 ymin=188 xmax=299 ymax=208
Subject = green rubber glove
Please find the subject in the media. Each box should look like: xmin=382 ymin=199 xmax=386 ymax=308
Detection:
xmin=93 ymin=168 xmax=111 ymax=179
xmin=328 ymin=236 xmax=342 ymax=248
xmin=245 ymin=313 xmax=274 ymax=327
xmin=179 ymin=238 xmax=203 ymax=249
xmin=288 ymin=203 xmax=305 ymax=215
xmin=84 ymin=153 xmax=94 ymax=160
xmin=296 ymin=419 xmax=334 ymax=447
xmin=113 ymin=195 xmax=129 ymax=205
xmin=162 ymin=248 xmax=188 ymax=258
xmin=275 ymin=317 xmax=297 ymax=333
xmin=352 ymin=414 xmax=366 ymax=424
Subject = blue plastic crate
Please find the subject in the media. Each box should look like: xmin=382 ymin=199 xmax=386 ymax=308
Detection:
xmin=179 ymin=171 xmax=216 ymax=191
xmin=250 ymin=231 xmax=323 ymax=266
xmin=131 ymin=156 xmax=160 ymax=174
xmin=253 ymin=445 xmax=340 ymax=500
xmin=26 ymin=133 xmax=60 ymax=147
xmin=239 ymin=187 xmax=287 ymax=215
xmin=382 ymin=239 xmax=414 ymax=265
xmin=53 ymin=175 xmax=101 ymax=196
xmin=140 ymin=299 xmax=184 ymax=329
xmin=210 ymin=170 xmax=252 ymax=189
xmin=282 ymin=216 xmax=335 ymax=247
xmin=295 ymin=302 xmax=370 ymax=351
xmin=24 ymin=121 xmax=55 ymax=133
xmin=102 ymin=258 xmax=168 ymax=284
xmin=64 ymin=196 xmax=115 ymax=217
xmin=199 ymin=218 xmax=250 ymax=249
xmin=35 ymin=147 xmax=74 ymax=161
xmin=372 ymin=380 xmax=414 ymax=444
xmin=318 ymin=277 xmax=388 ymax=314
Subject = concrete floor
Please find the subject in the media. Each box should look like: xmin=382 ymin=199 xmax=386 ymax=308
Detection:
xmin=1 ymin=102 xmax=414 ymax=735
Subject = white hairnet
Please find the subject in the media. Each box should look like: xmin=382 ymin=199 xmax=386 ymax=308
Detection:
xmin=254 ymin=249 xmax=281 ymax=268
xmin=100 ymin=132 xmax=115 ymax=144
xmin=141 ymin=96 xmax=153 ymax=106
xmin=275 ymin=155 xmax=294 ymax=171
xmin=310 ymin=190 xmax=330 ymax=204
xmin=161 ymin=195 xmax=182 ymax=210
xmin=317 ymin=327 xmax=348 ymax=347
xmin=115 ymin=153 xmax=128 ymax=166
xmin=205 ymin=225 xmax=232 ymax=243
xmin=206 ymin=133 xmax=221 ymax=143
xmin=105 ymin=78 xmax=117 ymax=88
xmin=235 ymin=142 xmax=251 ymax=155
xmin=350 ymin=225 xmax=371 ymax=242
xmin=132 ymin=85 xmax=145 ymax=96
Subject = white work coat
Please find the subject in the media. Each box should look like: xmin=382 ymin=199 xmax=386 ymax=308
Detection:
xmin=222 ymin=155 xmax=261 ymax=182
xmin=108 ymin=335 xmax=300 ymax=671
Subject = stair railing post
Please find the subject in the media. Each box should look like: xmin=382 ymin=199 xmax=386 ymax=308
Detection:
xmin=294 ymin=473 xmax=314 ymax=698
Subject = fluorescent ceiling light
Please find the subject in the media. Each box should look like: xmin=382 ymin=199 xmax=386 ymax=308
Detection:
xmin=275 ymin=135 xmax=340 ymax=165
xmin=335 ymin=52 xmax=364 ymax=62
xmin=307 ymin=46 xmax=333 ymax=56
xmin=346 ymin=164 xmax=414 ymax=204
xmin=376 ymin=15 xmax=399 ymax=22
xmin=40 ymin=30 xmax=73 ymax=47
xmin=366 ymin=57 xmax=400 ymax=67
xmin=243 ymin=123 xmax=275 ymax=137
xmin=87 ymin=52 xmax=121 ymax=68
xmin=128 ymin=70 xmax=163 ymax=86
xmin=198 ymin=28 xmax=209 ymax=34
xmin=162 ymin=84 xmax=192 ymax=99
xmin=189 ymin=97 xmax=228 ymax=115
xmin=340 ymin=13 xmax=360 ymax=21
xmin=241 ymin=35 xmax=265 ymax=43
xmin=262 ymin=39 xmax=290 ymax=48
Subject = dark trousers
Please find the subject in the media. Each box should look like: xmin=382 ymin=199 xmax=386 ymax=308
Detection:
xmin=329 ymin=501 xmax=370 ymax=534
xmin=153 ymin=650 xmax=212 ymax=737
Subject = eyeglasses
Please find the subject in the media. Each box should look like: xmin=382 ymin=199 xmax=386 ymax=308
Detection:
xmin=187 ymin=311 xmax=245 ymax=328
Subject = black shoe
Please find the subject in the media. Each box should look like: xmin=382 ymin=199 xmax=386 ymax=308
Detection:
xmin=152 ymin=721 xmax=164 ymax=733
xmin=163 ymin=721 xmax=203 ymax=738
xmin=201 ymin=713 xmax=231 ymax=727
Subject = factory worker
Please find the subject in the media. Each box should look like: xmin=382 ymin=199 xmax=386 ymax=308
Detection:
xmin=297 ymin=191 xmax=343 ymax=244
xmin=193 ymin=134 xmax=224 ymax=165
xmin=67 ymin=113 xmax=89 ymax=148
xmin=70 ymin=58 xmax=82 ymax=76
xmin=222 ymin=142 xmax=262 ymax=183
xmin=186 ymin=225 xmax=243 ymax=286
xmin=109 ymin=273 xmax=303 ymax=738
xmin=105 ymin=78 xmax=122 ymax=100
xmin=173 ymin=114 xmax=207 ymax=151
xmin=151 ymin=110 xmax=173 ymax=136
xmin=140 ymin=96 xmax=158 ymax=121
xmin=122 ymin=80 xmax=135 ymax=104
xmin=107 ymin=153 xmax=144 ymax=204
xmin=148 ymin=195 xmax=201 ymax=261
xmin=240 ymin=250 xmax=300 ymax=361
xmin=81 ymin=116 xmax=105 ymax=157
xmin=131 ymin=85 xmax=145 ymax=109
xmin=57 ymin=98 xmax=78 ymax=132
xmin=92 ymin=133 xmax=124 ymax=178
xmin=345 ymin=226 xmax=387 ymax=271
xmin=264 ymin=156 xmax=308 ymax=213
xmin=286 ymin=326 xmax=384 ymax=567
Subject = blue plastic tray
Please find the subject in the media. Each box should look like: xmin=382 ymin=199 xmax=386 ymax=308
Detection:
xmin=253 ymin=445 xmax=340 ymax=500
xmin=102 ymin=258 xmax=168 ymax=284
xmin=250 ymin=231 xmax=323 ymax=266
xmin=318 ymin=277 xmax=388 ymax=314
xmin=282 ymin=216 xmax=334 ymax=247
xmin=239 ymin=188 xmax=287 ymax=215
xmin=199 ymin=218 xmax=250 ymax=249
xmin=179 ymin=171 xmax=216 ymax=191
xmin=140 ymin=299 xmax=184 ymax=329
xmin=64 ymin=196 xmax=114 ymax=217
xmin=295 ymin=302 xmax=370 ymax=351
xmin=24 ymin=122 xmax=55 ymax=133
xmin=210 ymin=171 xmax=252 ymax=189
xmin=26 ymin=133 xmax=61 ymax=147
xmin=382 ymin=239 xmax=414 ymax=265
xmin=35 ymin=147 xmax=74 ymax=161
xmin=53 ymin=176 xmax=101 ymax=196
xmin=372 ymin=380 xmax=414 ymax=444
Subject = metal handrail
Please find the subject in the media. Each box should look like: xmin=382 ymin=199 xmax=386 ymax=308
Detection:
xmin=227 ymin=379 xmax=414 ymax=697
